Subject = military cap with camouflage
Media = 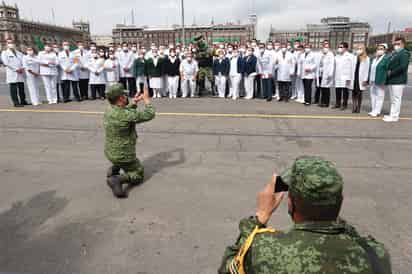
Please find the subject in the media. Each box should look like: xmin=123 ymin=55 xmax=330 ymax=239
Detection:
xmin=106 ymin=83 xmax=128 ymax=102
xmin=281 ymin=155 xmax=344 ymax=206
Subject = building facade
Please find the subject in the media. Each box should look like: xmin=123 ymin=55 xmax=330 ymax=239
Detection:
xmin=369 ymin=29 xmax=412 ymax=47
xmin=269 ymin=17 xmax=370 ymax=49
xmin=113 ymin=23 xmax=256 ymax=47
xmin=91 ymin=35 xmax=113 ymax=47
xmin=0 ymin=2 xmax=90 ymax=51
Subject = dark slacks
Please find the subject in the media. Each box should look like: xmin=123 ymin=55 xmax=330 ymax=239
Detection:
xmin=9 ymin=82 xmax=26 ymax=105
xmin=314 ymin=77 xmax=322 ymax=104
xmin=119 ymin=77 xmax=137 ymax=97
xmin=320 ymin=88 xmax=330 ymax=107
xmin=352 ymin=89 xmax=363 ymax=113
xmin=303 ymin=79 xmax=313 ymax=104
xmin=91 ymin=84 xmax=106 ymax=99
xmin=79 ymin=79 xmax=89 ymax=99
xmin=278 ymin=81 xmax=291 ymax=101
xmin=61 ymin=80 xmax=80 ymax=101
xmin=262 ymin=78 xmax=273 ymax=100
xmin=335 ymin=88 xmax=349 ymax=108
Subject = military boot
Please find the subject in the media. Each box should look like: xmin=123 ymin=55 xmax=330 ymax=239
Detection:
xmin=107 ymin=175 xmax=127 ymax=198
xmin=107 ymin=165 xmax=121 ymax=178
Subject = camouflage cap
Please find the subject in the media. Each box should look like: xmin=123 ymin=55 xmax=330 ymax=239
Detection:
xmin=106 ymin=83 xmax=127 ymax=101
xmin=281 ymin=156 xmax=343 ymax=206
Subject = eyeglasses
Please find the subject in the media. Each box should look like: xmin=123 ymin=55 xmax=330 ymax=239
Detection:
xmin=338 ymin=46 xmax=344 ymax=49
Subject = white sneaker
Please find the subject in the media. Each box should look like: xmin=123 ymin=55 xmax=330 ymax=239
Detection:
xmin=244 ymin=96 xmax=253 ymax=100
xmin=383 ymin=115 xmax=399 ymax=122
xmin=291 ymin=96 xmax=297 ymax=100
xmin=368 ymin=112 xmax=378 ymax=117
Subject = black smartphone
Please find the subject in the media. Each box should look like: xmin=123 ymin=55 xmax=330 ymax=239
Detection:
xmin=274 ymin=176 xmax=289 ymax=193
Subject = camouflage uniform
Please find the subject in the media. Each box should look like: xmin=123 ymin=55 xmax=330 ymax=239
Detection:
xmin=218 ymin=156 xmax=392 ymax=274
xmin=104 ymin=85 xmax=155 ymax=185
xmin=195 ymin=39 xmax=214 ymax=95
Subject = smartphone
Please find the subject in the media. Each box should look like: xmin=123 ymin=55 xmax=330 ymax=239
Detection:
xmin=274 ymin=176 xmax=289 ymax=193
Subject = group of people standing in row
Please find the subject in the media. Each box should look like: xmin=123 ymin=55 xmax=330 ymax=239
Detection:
xmin=1 ymin=36 xmax=410 ymax=122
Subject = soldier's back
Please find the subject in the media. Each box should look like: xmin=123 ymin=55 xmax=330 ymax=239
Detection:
xmin=245 ymin=221 xmax=391 ymax=274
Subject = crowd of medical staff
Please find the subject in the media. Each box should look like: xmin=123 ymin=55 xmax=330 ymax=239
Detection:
xmin=1 ymin=36 xmax=410 ymax=122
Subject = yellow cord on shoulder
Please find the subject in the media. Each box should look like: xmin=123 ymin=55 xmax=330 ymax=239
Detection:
xmin=229 ymin=226 xmax=276 ymax=274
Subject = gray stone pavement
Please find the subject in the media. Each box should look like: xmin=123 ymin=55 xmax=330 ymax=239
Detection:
xmin=0 ymin=90 xmax=411 ymax=274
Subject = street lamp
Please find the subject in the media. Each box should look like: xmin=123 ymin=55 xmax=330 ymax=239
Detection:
xmin=181 ymin=0 xmax=185 ymax=47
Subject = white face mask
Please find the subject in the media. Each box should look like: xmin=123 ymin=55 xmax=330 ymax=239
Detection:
xmin=259 ymin=48 xmax=265 ymax=53
xmin=394 ymin=45 xmax=401 ymax=51
xmin=99 ymin=52 xmax=105 ymax=57
xmin=63 ymin=45 xmax=70 ymax=51
xmin=304 ymin=48 xmax=311 ymax=53
xmin=44 ymin=46 xmax=51 ymax=52
xmin=337 ymin=48 xmax=344 ymax=54
xmin=251 ymin=43 xmax=257 ymax=47
xmin=53 ymin=48 xmax=59 ymax=53
xmin=287 ymin=45 xmax=291 ymax=50
xmin=228 ymin=48 xmax=233 ymax=52
xmin=323 ymin=47 xmax=329 ymax=54
xmin=376 ymin=50 xmax=385 ymax=56
xmin=187 ymin=57 xmax=192 ymax=61
xmin=281 ymin=48 xmax=287 ymax=53
xmin=78 ymin=45 xmax=84 ymax=50
xmin=267 ymin=45 xmax=273 ymax=50
xmin=27 ymin=50 xmax=34 ymax=56
xmin=123 ymin=47 xmax=129 ymax=52
xmin=356 ymin=49 xmax=363 ymax=55
xmin=109 ymin=54 xmax=115 ymax=59
xmin=91 ymin=47 xmax=97 ymax=51
xmin=247 ymin=51 xmax=252 ymax=56
xmin=170 ymin=53 xmax=176 ymax=57
xmin=91 ymin=53 xmax=98 ymax=58
xmin=132 ymin=47 xmax=137 ymax=52
xmin=7 ymin=43 xmax=15 ymax=49
xmin=274 ymin=45 xmax=280 ymax=50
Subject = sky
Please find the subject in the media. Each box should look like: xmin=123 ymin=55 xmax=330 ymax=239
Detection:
xmin=14 ymin=0 xmax=412 ymax=39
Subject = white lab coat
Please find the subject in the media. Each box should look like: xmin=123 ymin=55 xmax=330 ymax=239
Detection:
xmin=317 ymin=51 xmax=335 ymax=88
xmin=276 ymin=51 xmax=295 ymax=82
xmin=73 ymin=49 xmax=90 ymax=79
xmin=334 ymin=51 xmax=354 ymax=88
xmin=301 ymin=51 xmax=317 ymax=80
xmin=116 ymin=50 xmax=135 ymax=78
xmin=22 ymin=54 xmax=41 ymax=105
xmin=88 ymin=57 xmax=107 ymax=85
xmin=257 ymin=51 xmax=275 ymax=78
xmin=350 ymin=56 xmax=370 ymax=91
xmin=58 ymin=50 xmax=79 ymax=81
xmin=38 ymin=51 xmax=59 ymax=76
xmin=104 ymin=58 xmax=120 ymax=84
xmin=1 ymin=49 xmax=25 ymax=83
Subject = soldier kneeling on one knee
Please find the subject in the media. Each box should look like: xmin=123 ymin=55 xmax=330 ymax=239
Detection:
xmin=104 ymin=84 xmax=155 ymax=198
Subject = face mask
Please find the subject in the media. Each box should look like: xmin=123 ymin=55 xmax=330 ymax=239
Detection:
xmin=78 ymin=45 xmax=84 ymax=50
xmin=53 ymin=48 xmax=59 ymax=53
xmin=337 ymin=48 xmax=344 ymax=54
xmin=246 ymin=51 xmax=252 ymax=56
xmin=376 ymin=50 xmax=385 ymax=56
xmin=233 ymin=52 xmax=239 ymax=57
xmin=394 ymin=45 xmax=401 ymax=51
xmin=228 ymin=48 xmax=233 ymax=52
xmin=304 ymin=48 xmax=311 ymax=53
xmin=91 ymin=53 xmax=97 ymax=58
xmin=123 ymin=47 xmax=128 ymax=52
xmin=294 ymin=44 xmax=299 ymax=49
xmin=63 ymin=45 xmax=70 ymax=51
xmin=239 ymin=48 xmax=246 ymax=53
xmin=109 ymin=54 xmax=114 ymax=59
xmin=153 ymin=52 xmax=158 ymax=57
xmin=170 ymin=53 xmax=176 ymax=57
xmin=7 ymin=43 xmax=15 ymax=49
xmin=287 ymin=45 xmax=291 ymax=50
xmin=267 ymin=45 xmax=273 ymax=50
xmin=27 ymin=50 xmax=34 ymax=56
xmin=91 ymin=47 xmax=97 ymax=51
xmin=259 ymin=48 xmax=265 ymax=53
xmin=99 ymin=52 xmax=105 ymax=57
xmin=187 ymin=57 xmax=192 ymax=61
xmin=281 ymin=48 xmax=287 ymax=53
xmin=356 ymin=49 xmax=363 ymax=55
xmin=44 ymin=46 xmax=51 ymax=52
xmin=274 ymin=45 xmax=280 ymax=50
xmin=251 ymin=43 xmax=257 ymax=47
xmin=132 ymin=47 xmax=137 ymax=52
xmin=176 ymin=49 xmax=181 ymax=53
xmin=323 ymin=47 xmax=329 ymax=54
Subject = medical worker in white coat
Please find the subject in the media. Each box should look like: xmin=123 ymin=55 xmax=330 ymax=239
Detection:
xmin=276 ymin=44 xmax=296 ymax=102
xmin=58 ymin=41 xmax=81 ymax=102
xmin=22 ymin=47 xmax=41 ymax=106
xmin=73 ymin=41 xmax=90 ymax=100
xmin=104 ymin=50 xmax=120 ymax=86
xmin=88 ymin=49 xmax=107 ymax=100
xmin=333 ymin=42 xmax=354 ymax=110
xmin=39 ymin=44 xmax=59 ymax=104
xmin=317 ymin=43 xmax=335 ymax=107
xmin=1 ymin=39 xmax=28 ymax=107
xmin=294 ymin=45 xmax=305 ymax=103
xmin=301 ymin=44 xmax=317 ymax=105
xmin=350 ymin=44 xmax=370 ymax=113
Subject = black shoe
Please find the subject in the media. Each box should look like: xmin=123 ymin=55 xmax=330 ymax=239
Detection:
xmin=76 ymin=98 xmax=82 ymax=102
xmin=332 ymin=105 xmax=341 ymax=109
xmin=107 ymin=166 xmax=121 ymax=178
xmin=21 ymin=101 xmax=31 ymax=106
xmin=64 ymin=99 xmax=72 ymax=103
xmin=14 ymin=104 xmax=24 ymax=107
xmin=304 ymin=102 xmax=311 ymax=106
xmin=107 ymin=176 xmax=127 ymax=198
xmin=266 ymin=98 xmax=272 ymax=102
xmin=341 ymin=106 xmax=347 ymax=111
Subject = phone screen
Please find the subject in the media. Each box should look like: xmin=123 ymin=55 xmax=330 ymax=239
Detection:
xmin=274 ymin=176 xmax=289 ymax=193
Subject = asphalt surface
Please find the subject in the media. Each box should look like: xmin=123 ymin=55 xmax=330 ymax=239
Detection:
xmin=0 ymin=71 xmax=412 ymax=274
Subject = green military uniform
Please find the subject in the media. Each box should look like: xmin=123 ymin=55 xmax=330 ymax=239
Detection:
xmin=104 ymin=85 xmax=155 ymax=185
xmin=195 ymin=37 xmax=214 ymax=95
xmin=218 ymin=156 xmax=392 ymax=274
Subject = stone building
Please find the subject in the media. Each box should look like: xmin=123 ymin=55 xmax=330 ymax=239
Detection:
xmin=0 ymin=2 xmax=90 ymax=51
xmin=112 ymin=22 xmax=256 ymax=47
xmin=369 ymin=29 xmax=412 ymax=47
xmin=269 ymin=17 xmax=370 ymax=49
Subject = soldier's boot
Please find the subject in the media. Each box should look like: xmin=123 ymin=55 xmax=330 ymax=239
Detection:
xmin=107 ymin=165 xmax=121 ymax=178
xmin=107 ymin=175 xmax=127 ymax=198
